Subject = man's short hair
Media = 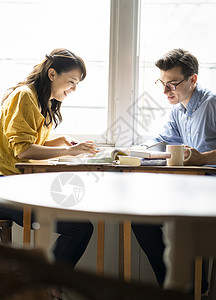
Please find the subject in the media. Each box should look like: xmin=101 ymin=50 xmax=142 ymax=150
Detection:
xmin=155 ymin=48 xmax=199 ymax=78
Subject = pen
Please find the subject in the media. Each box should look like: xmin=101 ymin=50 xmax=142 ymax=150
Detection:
xmin=146 ymin=141 xmax=164 ymax=149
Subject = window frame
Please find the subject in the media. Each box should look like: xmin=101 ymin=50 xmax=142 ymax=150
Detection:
xmin=105 ymin=0 xmax=140 ymax=146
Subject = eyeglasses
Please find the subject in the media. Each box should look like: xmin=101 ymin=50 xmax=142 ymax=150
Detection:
xmin=155 ymin=78 xmax=187 ymax=91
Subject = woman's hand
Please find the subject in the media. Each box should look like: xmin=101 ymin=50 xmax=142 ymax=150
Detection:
xmin=67 ymin=140 xmax=99 ymax=156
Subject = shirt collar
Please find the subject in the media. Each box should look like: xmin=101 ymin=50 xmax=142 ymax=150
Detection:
xmin=179 ymin=84 xmax=201 ymax=114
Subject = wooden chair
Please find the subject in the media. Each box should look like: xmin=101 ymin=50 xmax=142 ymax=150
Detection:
xmin=201 ymin=258 xmax=216 ymax=300
xmin=0 ymin=220 xmax=13 ymax=244
xmin=0 ymin=244 xmax=193 ymax=300
xmin=208 ymin=259 xmax=216 ymax=300
xmin=195 ymin=257 xmax=216 ymax=300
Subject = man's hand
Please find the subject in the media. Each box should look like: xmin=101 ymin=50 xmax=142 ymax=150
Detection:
xmin=184 ymin=147 xmax=205 ymax=166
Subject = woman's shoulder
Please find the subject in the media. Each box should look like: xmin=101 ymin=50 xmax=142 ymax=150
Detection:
xmin=14 ymin=85 xmax=36 ymax=98
xmin=10 ymin=85 xmax=38 ymax=105
xmin=2 ymin=85 xmax=39 ymax=114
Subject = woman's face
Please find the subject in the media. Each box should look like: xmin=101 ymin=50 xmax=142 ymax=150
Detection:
xmin=48 ymin=68 xmax=82 ymax=102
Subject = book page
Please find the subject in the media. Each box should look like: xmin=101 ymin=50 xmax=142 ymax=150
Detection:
xmin=129 ymin=150 xmax=171 ymax=159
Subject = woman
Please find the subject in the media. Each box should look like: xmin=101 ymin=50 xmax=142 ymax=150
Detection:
xmin=0 ymin=48 xmax=98 ymax=299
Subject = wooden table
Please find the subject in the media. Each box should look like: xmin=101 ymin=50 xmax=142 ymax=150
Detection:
xmin=1 ymin=171 xmax=216 ymax=296
xmin=16 ymin=161 xmax=216 ymax=176
xmin=15 ymin=161 xmax=216 ymax=299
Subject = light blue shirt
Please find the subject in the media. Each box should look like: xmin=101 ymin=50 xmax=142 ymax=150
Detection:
xmin=146 ymin=84 xmax=216 ymax=153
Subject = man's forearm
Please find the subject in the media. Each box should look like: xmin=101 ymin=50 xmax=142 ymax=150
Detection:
xmin=201 ymin=150 xmax=216 ymax=165
xmin=186 ymin=149 xmax=216 ymax=166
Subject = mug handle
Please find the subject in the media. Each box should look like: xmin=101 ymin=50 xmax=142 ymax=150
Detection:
xmin=183 ymin=147 xmax=192 ymax=162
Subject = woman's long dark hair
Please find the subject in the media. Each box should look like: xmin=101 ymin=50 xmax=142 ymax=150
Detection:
xmin=2 ymin=48 xmax=86 ymax=128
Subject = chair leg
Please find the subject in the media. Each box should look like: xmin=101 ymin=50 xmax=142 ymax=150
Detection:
xmin=97 ymin=221 xmax=105 ymax=276
xmin=0 ymin=220 xmax=13 ymax=244
xmin=195 ymin=256 xmax=202 ymax=300
xmin=208 ymin=258 xmax=216 ymax=300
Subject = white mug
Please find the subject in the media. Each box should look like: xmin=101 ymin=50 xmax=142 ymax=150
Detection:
xmin=166 ymin=145 xmax=192 ymax=166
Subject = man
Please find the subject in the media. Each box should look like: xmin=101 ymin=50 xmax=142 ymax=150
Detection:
xmin=142 ymin=49 xmax=216 ymax=152
xmin=132 ymin=48 xmax=216 ymax=293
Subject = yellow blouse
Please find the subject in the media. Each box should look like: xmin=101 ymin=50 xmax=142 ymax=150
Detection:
xmin=0 ymin=85 xmax=52 ymax=175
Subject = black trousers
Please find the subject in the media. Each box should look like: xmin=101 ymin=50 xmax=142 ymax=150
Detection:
xmin=132 ymin=223 xmax=208 ymax=293
xmin=0 ymin=205 xmax=93 ymax=266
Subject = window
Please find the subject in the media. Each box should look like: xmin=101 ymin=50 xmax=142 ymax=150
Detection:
xmin=136 ymin=0 xmax=216 ymax=143
xmin=3 ymin=0 xmax=213 ymax=147
xmin=0 ymin=0 xmax=110 ymax=143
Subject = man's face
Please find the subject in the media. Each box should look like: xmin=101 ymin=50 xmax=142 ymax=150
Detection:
xmin=159 ymin=66 xmax=197 ymax=107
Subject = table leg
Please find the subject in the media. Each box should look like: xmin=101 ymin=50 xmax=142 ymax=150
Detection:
xmin=97 ymin=221 xmax=105 ymax=276
xmin=22 ymin=169 xmax=34 ymax=246
xmin=23 ymin=207 xmax=32 ymax=246
xmin=119 ymin=221 xmax=131 ymax=281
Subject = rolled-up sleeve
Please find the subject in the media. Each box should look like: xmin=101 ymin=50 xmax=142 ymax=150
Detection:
xmin=4 ymin=89 xmax=46 ymax=157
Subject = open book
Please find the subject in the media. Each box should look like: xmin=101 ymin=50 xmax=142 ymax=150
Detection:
xmin=58 ymin=148 xmax=129 ymax=164
xmin=57 ymin=147 xmax=170 ymax=165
